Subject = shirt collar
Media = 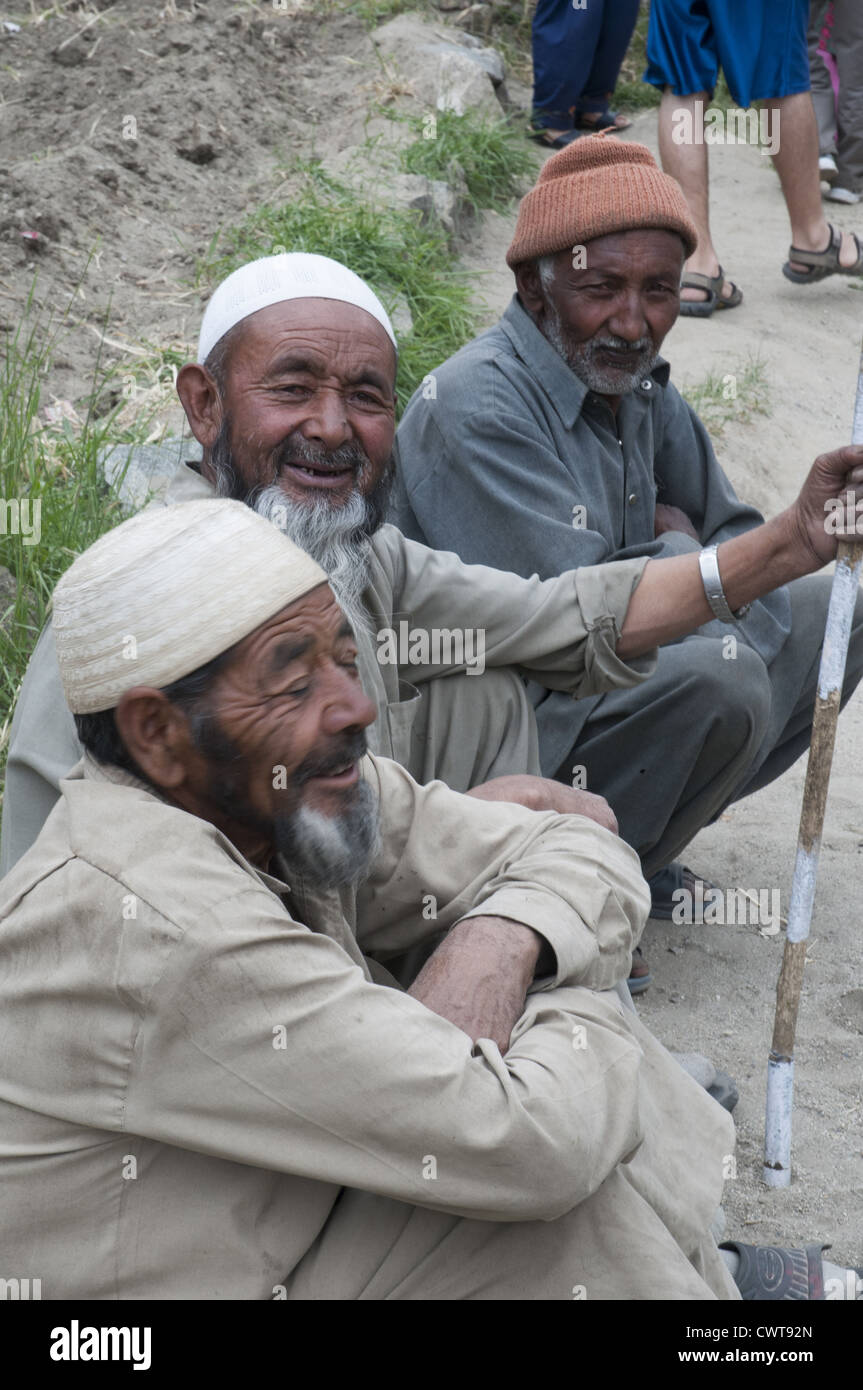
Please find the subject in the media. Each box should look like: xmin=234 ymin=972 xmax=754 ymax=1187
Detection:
xmin=77 ymin=753 xmax=292 ymax=896
xmin=499 ymin=295 xmax=671 ymax=429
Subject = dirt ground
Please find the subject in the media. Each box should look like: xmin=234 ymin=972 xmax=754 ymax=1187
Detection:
xmin=2 ymin=2 xmax=862 ymax=1274
xmin=0 ymin=0 xmax=379 ymax=424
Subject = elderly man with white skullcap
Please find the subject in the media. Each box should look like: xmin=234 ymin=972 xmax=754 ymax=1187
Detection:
xmin=2 ymin=500 xmax=859 ymax=1301
xmin=1 ymin=254 xmax=642 ymax=912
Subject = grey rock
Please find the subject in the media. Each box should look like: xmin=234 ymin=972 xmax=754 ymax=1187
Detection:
xmin=101 ymin=438 xmax=202 ymax=511
xmin=429 ymin=169 xmax=472 ymax=238
xmin=448 ymin=33 xmax=505 ymax=85
xmin=372 ymin=14 xmax=504 ymax=119
xmin=320 ymin=145 xmax=472 ymax=241
xmin=434 ymin=47 xmax=501 ymax=117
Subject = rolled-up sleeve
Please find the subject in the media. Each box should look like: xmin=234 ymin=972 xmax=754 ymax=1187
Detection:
xmin=356 ymin=756 xmax=649 ymax=988
xmin=376 ymin=526 xmax=657 ymax=698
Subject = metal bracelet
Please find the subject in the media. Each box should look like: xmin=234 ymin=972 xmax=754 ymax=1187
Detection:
xmin=699 ymin=544 xmax=749 ymax=623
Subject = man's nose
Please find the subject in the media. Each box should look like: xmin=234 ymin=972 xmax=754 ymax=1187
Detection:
xmin=607 ymin=291 xmax=649 ymax=342
xmin=320 ymin=664 xmax=377 ymax=736
xmin=299 ymin=388 xmax=352 ymax=451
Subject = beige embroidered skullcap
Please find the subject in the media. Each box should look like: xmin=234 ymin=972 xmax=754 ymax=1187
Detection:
xmin=54 ymin=499 xmax=328 ymax=714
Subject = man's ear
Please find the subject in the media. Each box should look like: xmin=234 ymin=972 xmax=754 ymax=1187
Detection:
xmin=176 ymin=363 xmax=224 ymax=450
xmin=114 ymin=688 xmax=197 ymax=792
xmin=515 ymin=261 xmax=546 ymax=319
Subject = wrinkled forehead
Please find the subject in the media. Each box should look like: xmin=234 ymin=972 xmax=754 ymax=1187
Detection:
xmin=227 ymin=297 xmax=398 ymax=383
xmin=573 ymin=227 xmax=688 ymax=270
xmin=226 ymin=582 xmax=351 ymax=667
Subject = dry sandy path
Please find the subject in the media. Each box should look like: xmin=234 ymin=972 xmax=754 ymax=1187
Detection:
xmin=461 ymin=116 xmax=863 ymax=1264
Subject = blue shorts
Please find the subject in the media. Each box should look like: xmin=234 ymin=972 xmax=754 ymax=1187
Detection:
xmin=645 ymin=0 xmax=811 ymax=107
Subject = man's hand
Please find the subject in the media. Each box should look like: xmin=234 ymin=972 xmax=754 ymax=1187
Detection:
xmin=466 ymin=774 xmax=618 ymax=834
xmin=619 ymin=446 xmax=863 ymax=661
xmin=407 ymin=915 xmax=543 ymax=1054
xmin=654 ymin=502 xmax=700 ymax=541
xmin=786 ymin=444 xmax=863 ymax=567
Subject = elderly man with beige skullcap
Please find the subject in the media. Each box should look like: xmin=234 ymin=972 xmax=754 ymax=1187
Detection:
xmin=394 ymin=134 xmax=863 ymax=925
xmin=1 ymin=500 xmax=860 ymax=1301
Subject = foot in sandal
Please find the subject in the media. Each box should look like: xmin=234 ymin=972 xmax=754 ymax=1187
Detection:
xmin=783 ymin=223 xmax=863 ymax=282
xmin=679 ymin=266 xmax=743 ymax=318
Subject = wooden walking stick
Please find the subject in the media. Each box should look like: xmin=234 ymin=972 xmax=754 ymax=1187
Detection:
xmin=764 ymin=340 xmax=863 ymax=1187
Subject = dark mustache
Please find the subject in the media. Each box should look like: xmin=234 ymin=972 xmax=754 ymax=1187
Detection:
xmin=590 ymin=336 xmax=652 ymax=353
xmin=292 ymin=731 xmax=369 ymax=784
xmin=272 ymin=432 xmax=371 ymax=477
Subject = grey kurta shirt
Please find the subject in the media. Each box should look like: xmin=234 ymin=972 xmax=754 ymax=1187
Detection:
xmin=0 ymin=462 xmax=656 ymax=875
xmin=0 ymin=750 xmax=737 ymax=1299
xmin=392 ymin=295 xmax=793 ymax=774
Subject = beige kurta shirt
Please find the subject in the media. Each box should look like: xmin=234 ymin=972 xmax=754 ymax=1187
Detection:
xmin=0 ymin=750 xmax=737 ymax=1300
xmin=0 ymin=463 xmax=655 ymax=875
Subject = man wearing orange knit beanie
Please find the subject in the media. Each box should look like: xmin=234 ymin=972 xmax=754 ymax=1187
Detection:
xmin=394 ymin=134 xmax=863 ymax=946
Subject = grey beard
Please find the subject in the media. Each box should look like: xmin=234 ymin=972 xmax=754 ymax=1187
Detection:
xmin=251 ymin=484 xmax=373 ymax=637
xmin=274 ymin=780 xmax=381 ymax=888
xmin=543 ymin=300 xmax=658 ymax=395
xmin=207 ymin=421 xmax=395 ymax=637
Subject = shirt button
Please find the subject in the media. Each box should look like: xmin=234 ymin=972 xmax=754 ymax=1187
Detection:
xmin=628 ymin=492 xmax=637 ymax=506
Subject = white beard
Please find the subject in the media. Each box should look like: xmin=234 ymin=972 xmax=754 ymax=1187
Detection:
xmin=250 ymin=484 xmax=374 ymax=637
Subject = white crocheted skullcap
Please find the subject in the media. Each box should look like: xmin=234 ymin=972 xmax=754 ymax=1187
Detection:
xmin=54 ymin=499 xmax=328 ymax=714
xmin=197 ymin=251 xmax=397 ymax=364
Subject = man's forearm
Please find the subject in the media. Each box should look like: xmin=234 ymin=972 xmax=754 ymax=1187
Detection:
xmin=617 ymin=510 xmax=813 ymax=659
xmin=407 ymin=916 xmax=545 ymax=1053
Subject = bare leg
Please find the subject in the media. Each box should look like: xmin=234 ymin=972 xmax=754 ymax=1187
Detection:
xmin=764 ymin=93 xmax=858 ymax=272
xmin=659 ymin=88 xmax=858 ymax=290
xmin=657 ymin=89 xmax=733 ymax=302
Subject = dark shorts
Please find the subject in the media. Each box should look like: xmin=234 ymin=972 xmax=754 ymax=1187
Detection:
xmin=644 ymin=0 xmax=811 ymax=107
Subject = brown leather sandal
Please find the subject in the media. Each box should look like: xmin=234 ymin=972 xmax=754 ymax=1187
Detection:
xmin=782 ymin=222 xmax=863 ymax=283
xmin=679 ymin=267 xmax=743 ymax=317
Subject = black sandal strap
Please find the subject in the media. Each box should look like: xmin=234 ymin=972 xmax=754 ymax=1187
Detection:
xmin=721 ymin=1241 xmax=825 ymax=1300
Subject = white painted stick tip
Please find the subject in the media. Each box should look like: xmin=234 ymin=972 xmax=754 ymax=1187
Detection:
xmin=763 ymin=1057 xmax=794 ymax=1188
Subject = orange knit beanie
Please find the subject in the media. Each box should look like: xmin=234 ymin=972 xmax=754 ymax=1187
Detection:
xmin=506 ymin=133 xmax=698 ymax=268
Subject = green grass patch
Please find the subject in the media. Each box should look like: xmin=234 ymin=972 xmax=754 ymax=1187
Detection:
xmin=198 ymin=164 xmax=479 ymax=412
xmin=0 ymin=290 xmax=156 ymax=793
xmin=679 ymin=356 xmax=770 ymax=440
xmin=397 ymin=107 xmax=536 ymax=211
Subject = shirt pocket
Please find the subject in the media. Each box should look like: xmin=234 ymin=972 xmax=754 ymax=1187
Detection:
xmin=385 ymin=680 xmax=422 ymax=767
